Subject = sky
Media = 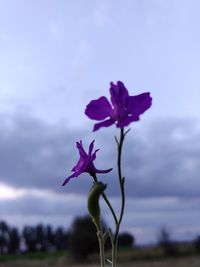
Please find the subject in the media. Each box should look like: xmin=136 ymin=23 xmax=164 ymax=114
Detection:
xmin=0 ymin=0 xmax=200 ymax=244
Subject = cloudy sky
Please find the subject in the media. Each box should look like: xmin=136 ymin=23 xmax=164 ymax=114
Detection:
xmin=0 ymin=0 xmax=200 ymax=244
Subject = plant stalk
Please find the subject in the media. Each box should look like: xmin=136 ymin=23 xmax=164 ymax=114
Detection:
xmin=92 ymin=174 xmax=118 ymax=226
xmin=97 ymin=229 xmax=106 ymax=267
xmin=112 ymin=128 xmax=125 ymax=267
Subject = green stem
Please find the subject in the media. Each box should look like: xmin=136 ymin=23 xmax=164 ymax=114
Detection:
xmin=112 ymin=128 xmax=125 ymax=267
xmin=91 ymin=128 xmax=126 ymax=267
xmin=97 ymin=229 xmax=105 ymax=267
xmin=92 ymin=174 xmax=118 ymax=226
xmin=91 ymin=174 xmax=118 ymax=267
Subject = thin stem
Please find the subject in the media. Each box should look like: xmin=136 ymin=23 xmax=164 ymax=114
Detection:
xmin=97 ymin=230 xmax=105 ymax=267
xmin=92 ymin=174 xmax=118 ymax=226
xmin=91 ymin=128 xmax=127 ymax=267
xmin=102 ymin=192 xmax=118 ymax=226
xmin=91 ymin=174 xmax=118 ymax=266
xmin=112 ymin=128 xmax=126 ymax=267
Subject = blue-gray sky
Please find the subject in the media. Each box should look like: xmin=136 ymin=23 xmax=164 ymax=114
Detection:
xmin=0 ymin=0 xmax=200 ymax=244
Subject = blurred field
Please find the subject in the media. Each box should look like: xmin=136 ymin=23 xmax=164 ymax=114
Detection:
xmin=1 ymin=257 xmax=200 ymax=267
xmin=1 ymin=245 xmax=200 ymax=267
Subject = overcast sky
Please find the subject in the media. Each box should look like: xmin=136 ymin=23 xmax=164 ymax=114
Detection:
xmin=0 ymin=0 xmax=200 ymax=244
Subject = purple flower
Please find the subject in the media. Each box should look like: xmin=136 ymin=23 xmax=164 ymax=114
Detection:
xmin=85 ymin=81 xmax=152 ymax=131
xmin=62 ymin=140 xmax=112 ymax=186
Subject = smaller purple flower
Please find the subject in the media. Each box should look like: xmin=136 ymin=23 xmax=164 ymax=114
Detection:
xmin=62 ymin=140 xmax=112 ymax=186
xmin=85 ymin=81 xmax=152 ymax=131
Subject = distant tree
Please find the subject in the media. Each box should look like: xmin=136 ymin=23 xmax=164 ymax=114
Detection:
xmin=118 ymin=232 xmax=134 ymax=248
xmin=35 ymin=224 xmax=47 ymax=251
xmin=158 ymin=227 xmax=178 ymax=256
xmin=69 ymin=215 xmax=107 ymax=260
xmin=54 ymin=227 xmax=69 ymax=250
xmin=0 ymin=221 xmax=9 ymax=254
xmin=8 ymin=227 xmax=20 ymax=254
xmin=23 ymin=226 xmax=37 ymax=252
xmin=194 ymin=235 xmax=200 ymax=253
xmin=46 ymin=225 xmax=55 ymax=249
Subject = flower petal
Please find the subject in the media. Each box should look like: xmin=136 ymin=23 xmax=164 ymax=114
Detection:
xmin=93 ymin=118 xmax=115 ymax=132
xmin=71 ymin=157 xmax=86 ymax=172
xmin=76 ymin=141 xmax=87 ymax=158
xmin=94 ymin=167 xmax=113 ymax=174
xmin=85 ymin=96 xmax=112 ymax=120
xmin=62 ymin=173 xmax=77 ymax=186
xmin=91 ymin=149 xmax=99 ymax=161
xmin=128 ymin=92 xmax=152 ymax=117
xmin=117 ymin=115 xmax=139 ymax=128
xmin=110 ymin=81 xmax=129 ymax=107
xmin=88 ymin=140 xmax=95 ymax=156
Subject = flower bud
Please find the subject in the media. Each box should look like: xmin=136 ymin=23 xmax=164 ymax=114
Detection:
xmin=87 ymin=182 xmax=107 ymax=230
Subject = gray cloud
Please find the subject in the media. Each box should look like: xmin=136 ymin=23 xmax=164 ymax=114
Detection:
xmin=0 ymin=192 xmax=86 ymax=217
xmin=0 ymin=111 xmax=200 ymax=200
xmin=123 ymin=118 xmax=200 ymax=198
xmin=0 ymin=111 xmax=89 ymax=192
xmin=1 ymin=191 xmax=200 ymax=244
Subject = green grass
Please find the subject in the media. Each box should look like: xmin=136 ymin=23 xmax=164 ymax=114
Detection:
xmin=1 ymin=257 xmax=200 ymax=267
xmin=0 ymin=243 xmax=200 ymax=267
xmin=0 ymin=250 xmax=67 ymax=262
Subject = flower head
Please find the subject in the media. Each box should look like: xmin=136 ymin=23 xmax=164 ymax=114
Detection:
xmin=85 ymin=81 xmax=152 ymax=131
xmin=62 ymin=140 xmax=112 ymax=186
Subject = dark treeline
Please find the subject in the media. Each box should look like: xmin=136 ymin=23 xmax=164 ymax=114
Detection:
xmin=0 ymin=216 xmax=134 ymax=259
xmin=1 ymin=217 xmax=200 ymax=261
xmin=0 ymin=221 xmax=69 ymax=255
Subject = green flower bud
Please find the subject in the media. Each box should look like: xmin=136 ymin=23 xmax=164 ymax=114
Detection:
xmin=87 ymin=182 xmax=107 ymax=230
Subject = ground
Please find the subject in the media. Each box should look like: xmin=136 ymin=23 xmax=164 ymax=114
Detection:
xmin=1 ymin=245 xmax=200 ymax=267
xmin=1 ymin=256 xmax=200 ymax=267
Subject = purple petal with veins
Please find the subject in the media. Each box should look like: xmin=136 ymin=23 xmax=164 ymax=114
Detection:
xmin=62 ymin=140 xmax=112 ymax=186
